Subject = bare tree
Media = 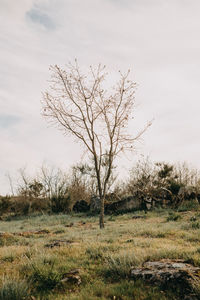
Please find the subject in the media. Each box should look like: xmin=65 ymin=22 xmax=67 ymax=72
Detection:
xmin=17 ymin=167 xmax=30 ymax=198
xmin=40 ymin=164 xmax=68 ymax=199
xmin=5 ymin=172 xmax=15 ymax=196
xmin=42 ymin=61 xmax=151 ymax=228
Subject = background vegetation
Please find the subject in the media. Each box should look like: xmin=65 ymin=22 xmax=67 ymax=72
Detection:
xmin=1 ymin=158 xmax=200 ymax=218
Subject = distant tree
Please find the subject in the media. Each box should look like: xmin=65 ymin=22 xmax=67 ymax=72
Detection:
xmin=17 ymin=168 xmax=43 ymax=198
xmin=42 ymin=61 xmax=151 ymax=228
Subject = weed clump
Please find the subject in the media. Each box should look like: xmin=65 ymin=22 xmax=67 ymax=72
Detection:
xmin=104 ymin=252 xmax=140 ymax=280
xmin=0 ymin=277 xmax=29 ymax=300
xmin=23 ymin=254 xmax=62 ymax=292
xmin=191 ymin=222 xmax=200 ymax=229
xmin=86 ymin=247 xmax=104 ymax=260
xmin=31 ymin=262 xmax=61 ymax=291
xmin=0 ymin=235 xmax=19 ymax=247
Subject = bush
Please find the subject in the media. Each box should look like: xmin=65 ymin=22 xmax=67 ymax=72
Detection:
xmin=50 ymin=195 xmax=74 ymax=213
xmin=29 ymin=257 xmax=62 ymax=292
xmin=0 ymin=278 xmax=29 ymax=300
xmin=191 ymin=222 xmax=200 ymax=229
xmin=32 ymin=267 xmax=61 ymax=291
xmin=0 ymin=196 xmax=49 ymax=217
xmin=0 ymin=197 xmax=11 ymax=215
xmin=178 ymin=200 xmax=200 ymax=212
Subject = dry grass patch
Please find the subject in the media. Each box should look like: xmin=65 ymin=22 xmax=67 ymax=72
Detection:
xmin=0 ymin=210 xmax=199 ymax=299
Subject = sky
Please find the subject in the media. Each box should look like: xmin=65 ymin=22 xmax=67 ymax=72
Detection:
xmin=0 ymin=0 xmax=200 ymax=195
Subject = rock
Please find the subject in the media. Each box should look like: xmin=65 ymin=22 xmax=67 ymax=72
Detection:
xmin=190 ymin=216 xmax=197 ymax=222
xmin=90 ymin=195 xmax=101 ymax=213
xmin=130 ymin=260 xmax=200 ymax=298
xmin=73 ymin=200 xmax=90 ymax=213
xmin=34 ymin=229 xmax=50 ymax=234
xmin=65 ymin=222 xmax=74 ymax=227
xmin=79 ymin=221 xmax=86 ymax=225
xmin=105 ymin=196 xmax=142 ymax=214
xmin=45 ymin=239 xmax=73 ymax=248
xmin=132 ymin=215 xmax=146 ymax=219
xmin=61 ymin=269 xmax=81 ymax=286
xmin=126 ymin=239 xmax=134 ymax=243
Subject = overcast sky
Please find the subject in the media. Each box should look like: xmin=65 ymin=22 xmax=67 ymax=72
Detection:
xmin=0 ymin=0 xmax=200 ymax=194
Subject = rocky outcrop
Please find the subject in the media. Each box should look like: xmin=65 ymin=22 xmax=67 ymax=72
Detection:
xmin=130 ymin=260 xmax=200 ymax=299
xmin=73 ymin=200 xmax=90 ymax=212
xmin=90 ymin=196 xmax=101 ymax=213
xmin=105 ymin=196 xmax=142 ymax=214
xmin=89 ymin=195 xmax=142 ymax=214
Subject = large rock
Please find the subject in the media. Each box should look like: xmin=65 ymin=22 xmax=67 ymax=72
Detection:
xmin=130 ymin=260 xmax=200 ymax=299
xmin=90 ymin=196 xmax=101 ymax=213
xmin=105 ymin=196 xmax=141 ymax=214
xmin=73 ymin=200 xmax=90 ymax=213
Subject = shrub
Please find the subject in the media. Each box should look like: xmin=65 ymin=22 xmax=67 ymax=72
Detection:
xmin=0 ymin=196 xmax=49 ymax=217
xmin=178 ymin=200 xmax=200 ymax=212
xmin=28 ymin=257 xmax=62 ymax=292
xmin=191 ymin=222 xmax=200 ymax=229
xmin=0 ymin=197 xmax=11 ymax=215
xmin=0 ymin=277 xmax=29 ymax=300
xmin=32 ymin=266 xmax=61 ymax=291
xmin=50 ymin=195 xmax=72 ymax=213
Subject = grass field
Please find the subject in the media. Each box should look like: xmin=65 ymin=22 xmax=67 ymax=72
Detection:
xmin=0 ymin=208 xmax=200 ymax=299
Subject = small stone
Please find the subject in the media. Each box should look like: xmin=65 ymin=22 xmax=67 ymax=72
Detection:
xmin=45 ymin=239 xmax=73 ymax=248
xmin=132 ymin=215 xmax=146 ymax=219
xmin=61 ymin=269 xmax=81 ymax=285
xmin=65 ymin=222 xmax=74 ymax=227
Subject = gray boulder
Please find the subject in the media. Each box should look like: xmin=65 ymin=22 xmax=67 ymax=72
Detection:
xmin=90 ymin=195 xmax=101 ymax=213
xmin=131 ymin=260 xmax=200 ymax=299
xmin=105 ymin=196 xmax=141 ymax=214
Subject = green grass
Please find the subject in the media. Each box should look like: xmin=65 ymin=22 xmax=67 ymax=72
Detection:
xmin=0 ymin=277 xmax=29 ymax=300
xmin=0 ymin=209 xmax=200 ymax=299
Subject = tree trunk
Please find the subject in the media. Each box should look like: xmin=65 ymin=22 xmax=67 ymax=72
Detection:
xmin=99 ymin=196 xmax=105 ymax=229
